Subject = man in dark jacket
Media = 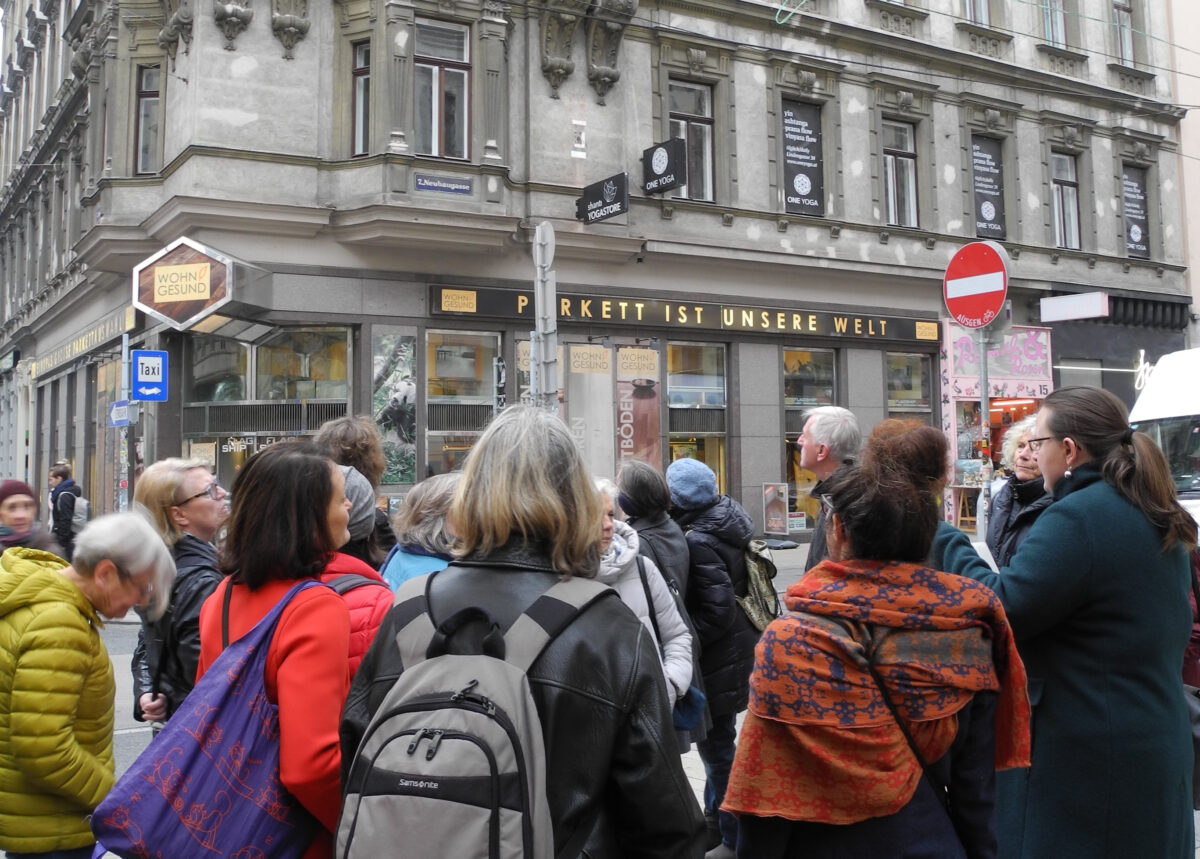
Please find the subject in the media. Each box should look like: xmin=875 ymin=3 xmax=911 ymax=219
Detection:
xmin=47 ymin=463 xmax=84 ymax=560
xmin=798 ymin=406 xmax=861 ymax=571
xmin=666 ymin=458 xmax=756 ymax=858
xmin=131 ymin=460 xmax=227 ymax=723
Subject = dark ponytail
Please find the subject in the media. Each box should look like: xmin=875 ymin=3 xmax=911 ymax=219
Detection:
xmin=1043 ymin=386 xmax=1197 ymax=551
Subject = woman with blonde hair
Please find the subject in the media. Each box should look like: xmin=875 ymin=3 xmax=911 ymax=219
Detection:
xmin=342 ymin=406 xmax=705 ymax=857
xmin=986 ymin=415 xmax=1052 ymax=568
xmin=131 ymin=458 xmax=227 ymax=725
xmin=379 ymin=471 xmax=460 ymax=589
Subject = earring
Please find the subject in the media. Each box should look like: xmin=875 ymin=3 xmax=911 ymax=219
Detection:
xmin=1064 ymin=462 xmax=1073 ymax=479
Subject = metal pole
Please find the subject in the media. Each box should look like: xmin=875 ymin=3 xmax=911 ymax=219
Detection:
xmin=976 ymin=328 xmax=991 ymax=540
xmin=120 ymin=334 xmax=130 ymax=512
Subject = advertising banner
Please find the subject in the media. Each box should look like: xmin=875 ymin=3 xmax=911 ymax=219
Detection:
xmin=782 ymin=100 xmax=824 ymax=217
xmin=616 ymin=347 xmax=661 ymax=465
xmin=1122 ymin=165 xmax=1150 ymax=259
xmin=972 ymin=135 xmax=1006 ymax=240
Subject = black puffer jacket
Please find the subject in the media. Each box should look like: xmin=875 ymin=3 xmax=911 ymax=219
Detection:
xmin=340 ymin=540 xmax=706 ymax=859
xmin=673 ymin=495 xmax=758 ymax=717
xmin=131 ymin=533 xmax=224 ymax=720
xmin=985 ymin=476 xmax=1053 ymax=569
xmin=628 ymin=510 xmax=691 ymax=596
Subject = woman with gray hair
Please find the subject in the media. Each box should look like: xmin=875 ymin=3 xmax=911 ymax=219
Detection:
xmin=379 ymin=471 xmax=461 ymax=589
xmin=986 ymin=415 xmax=1053 ymax=568
xmin=0 ymin=512 xmax=175 ymax=858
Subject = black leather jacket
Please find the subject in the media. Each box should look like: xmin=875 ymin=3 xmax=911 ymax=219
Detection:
xmin=131 ymin=534 xmax=224 ymax=720
xmin=340 ymin=540 xmax=706 ymax=859
xmin=985 ymin=477 xmax=1053 ymax=569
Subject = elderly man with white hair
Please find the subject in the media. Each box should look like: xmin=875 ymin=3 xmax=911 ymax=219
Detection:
xmin=0 ymin=511 xmax=175 ymax=859
xmin=797 ymin=405 xmax=862 ymax=571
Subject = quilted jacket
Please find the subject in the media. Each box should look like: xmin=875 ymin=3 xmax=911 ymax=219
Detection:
xmin=0 ymin=547 xmax=115 ymax=853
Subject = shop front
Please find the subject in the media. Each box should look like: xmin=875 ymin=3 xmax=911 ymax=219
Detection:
xmin=941 ymin=323 xmax=1053 ymax=530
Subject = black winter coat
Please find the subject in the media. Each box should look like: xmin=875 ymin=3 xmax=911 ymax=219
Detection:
xmin=340 ymin=540 xmax=706 ymax=859
xmin=131 ymin=533 xmax=224 ymax=720
xmin=985 ymin=477 xmax=1052 ymax=569
xmin=628 ymin=510 xmax=691 ymax=595
xmin=49 ymin=479 xmax=81 ymax=559
xmin=672 ymin=495 xmax=758 ymax=717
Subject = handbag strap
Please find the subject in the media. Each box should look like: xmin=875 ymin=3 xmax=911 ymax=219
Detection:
xmin=1189 ymin=553 xmax=1200 ymax=622
xmin=863 ymin=657 xmax=950 ymax=813
xmin=635 ymin=555 xmax=663 ymax=648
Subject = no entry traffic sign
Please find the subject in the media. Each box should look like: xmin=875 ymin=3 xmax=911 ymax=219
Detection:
xmin=943 ymin=240 xmax=1011 ymax=329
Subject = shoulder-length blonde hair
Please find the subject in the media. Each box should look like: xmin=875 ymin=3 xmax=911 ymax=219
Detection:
xmin=450 ymin=406 xmax=602 ymax=577
xmin=133 ymin=458 xmax=212 ymax=548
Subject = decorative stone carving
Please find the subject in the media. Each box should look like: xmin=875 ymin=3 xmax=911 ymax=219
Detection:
xmin=897 ymin=89 xmax=913 ymax=112
xmin=540 ymin=0 xmax=590 ymax=97
xmin=272 ymin=0 xmax=309 ymax=58
xmin=214 ymin=0 xmax=253 ymax=50
xmin=1117 ymin=70 xmax=1149 ymax=96
xmin=1062 ymin=124 xmax=1079 ymax=147
xmin=482 ymin=0 xmax=508 ymax=18
xmin=968 ymin=33 xmax=1003 ymax=58
xmin=687 ymin=47 xmax=705 ymax=73
xmin=798 ymin=69 xmax=816 ymax=93
xmin=984 ymin=108 xmax=1001 ymax=128
xmin=879 ymin=10 xmax=914 ymax=37
xmin=585 ymin=0 xmax=636 ymax=104
xmin=69 ymin=37 xmax=91 ymax=79
xmin=158 ymin=0 xmax=194 ymax=67
xmin=26 ymin=7 xmax=49 ymax=48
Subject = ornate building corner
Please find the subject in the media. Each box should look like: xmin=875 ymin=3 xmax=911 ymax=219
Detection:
xmin=272 ymin=0 xmax=310 ymax=59
xmin=585 ymin=0 xmax=636 ymax=104
xmin=540 ymin=0 xmax=590 ymax=98
xmin=214 ymin=0 xmax=253 ymax=50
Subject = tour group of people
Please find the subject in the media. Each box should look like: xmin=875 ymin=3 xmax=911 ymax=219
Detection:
xmin=0 ymin=385 xmax=1197 ymax=859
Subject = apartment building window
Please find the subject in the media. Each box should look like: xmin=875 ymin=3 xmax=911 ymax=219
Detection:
xmin=882 ymin=119 xmax=918 ymax=228
xmin=669 ymin=81 xmax=715 ymax=202
xmin=965 ymin=0 xmax=989 ymax=25
xmin=135 ymin=65 xmax=160 ymax=174
xmin=351 ymin=41 xmax=370 ymax=156
xmin=1051 ymin=152 xmax=1081 ymax=250
xmin=1114 ymin=0 xmax=1135 ymax=64
xmin=414 ymin=20 xmax=470 ymax=160
xmin=1045 ymin=0 xmax=1067 ymax=48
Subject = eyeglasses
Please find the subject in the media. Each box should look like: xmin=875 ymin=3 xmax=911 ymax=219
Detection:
xmin=819 ymin=494 xmax=836 ymax=517
xmin=1026 ymin=436 xmax=1058 ymax=453
xmin=113 ymin=561 xmax=154 ymax=602
xmin=175 ymin=481 xmax=221 ymax=506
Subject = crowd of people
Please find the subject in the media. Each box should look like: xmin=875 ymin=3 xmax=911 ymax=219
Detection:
xmin=0 ymin=387 xmax=1196 ymax=859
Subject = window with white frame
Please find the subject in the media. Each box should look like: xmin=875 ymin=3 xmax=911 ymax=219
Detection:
xmin=1051 ymin=152 xmax=1081 ymax=249
xmin=882 ymin=119 xmax=918 ymax=228
xmin=965 ymin=0 xmax=989 ymax=25
xmin=669 ymin=81 xmax=715 ymax=202
xmin=1045 ymin=0 xmax=1067 ymax=49
xmin=351 ymin=41 xmax=370 ymax=157
xmin=414 ymin=20 xmax=470 ymax=160
xmin=135 ymin=64 xmax=160 ymax=174
xmin=1113 ymin=0 xmax=1134 ymax=65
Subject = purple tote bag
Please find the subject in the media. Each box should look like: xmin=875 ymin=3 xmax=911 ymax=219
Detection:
xmin=92 ymin=580 xmax=323 ymax=859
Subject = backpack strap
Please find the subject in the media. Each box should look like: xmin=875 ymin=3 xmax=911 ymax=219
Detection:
xmin=391 ymin=574 xmax=439 ymax=669
xmin=503 ymin=577 xmax=613 ymax=673
xmin=635 ymin=556 xmax=663 ymax=648
xmin=327 ymin=572 xmax=390 ymax=596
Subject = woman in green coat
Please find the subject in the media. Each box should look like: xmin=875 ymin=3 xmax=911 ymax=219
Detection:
xmin=935 ymin=386 xmax=1197 ymax=859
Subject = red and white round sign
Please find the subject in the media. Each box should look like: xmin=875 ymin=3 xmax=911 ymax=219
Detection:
xmin=943 ymin=241 xmax=1011 ymax=329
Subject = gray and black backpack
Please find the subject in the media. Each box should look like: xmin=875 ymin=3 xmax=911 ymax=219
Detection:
xmin=336 ymin=573 xmax=613 ymax=859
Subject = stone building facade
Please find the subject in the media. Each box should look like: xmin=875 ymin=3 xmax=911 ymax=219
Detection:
xmin=0 ymin=0 xmax=1188 ymax=531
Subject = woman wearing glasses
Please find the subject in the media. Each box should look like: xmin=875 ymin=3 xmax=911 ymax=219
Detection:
xmin=724 ymin=426 xmax=1030 ymax=858
xmin=131 ymin=459 xmax=228 ymax=726
xmin=935 ymin=386 xmax=1198 ymax=859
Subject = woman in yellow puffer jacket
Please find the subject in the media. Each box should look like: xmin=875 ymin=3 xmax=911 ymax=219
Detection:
xmin=0 ymin=511 xmax=174 ymax=858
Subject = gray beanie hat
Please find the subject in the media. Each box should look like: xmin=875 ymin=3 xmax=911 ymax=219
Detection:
xmin=339 ymin=465 xmax=376 ymax=542
xmin=666 ymin=458 xmax=719 ymax=510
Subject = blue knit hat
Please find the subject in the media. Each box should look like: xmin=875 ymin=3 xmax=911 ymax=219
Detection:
xmin=666 ymin=458 xmax=718 ymax=510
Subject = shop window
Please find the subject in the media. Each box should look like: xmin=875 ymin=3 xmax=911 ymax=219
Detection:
xmin=185 ymin=336 xmax=250 ymax=402
xmin=882 ymin=119 xmax=918 ymax=228
xmin=352 ymin=40 xmax=370 ymax=157
xmin=426 ymin=330 xmax=498 ymax=475
xmin=669 ymin=80 xmax=715 ymax=202
xmin=414 ymin=19 xmax=470 ymax=160
xmin=135 ymin=64 xmax=161 ymax=175
xmin=782 ymin=348 xmax=835 ymax=532
xmin=1051 ymin=152 xmax=1081 ymax=250
xmin=667 ymin=343 xmax=726 ymax=491
xmin=371 ymin=327 xmax=417 ymax=485
xmin=886 ymin=352 xmax=932 ymax=420
xmin=257 ymin=329 xmax=348 ymax=400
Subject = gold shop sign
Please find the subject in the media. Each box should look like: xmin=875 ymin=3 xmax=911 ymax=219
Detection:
xmin=431 ymin=285 xmax=940 ymax=343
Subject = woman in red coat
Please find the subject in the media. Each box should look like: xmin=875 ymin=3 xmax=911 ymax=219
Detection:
xmin=197 ymin=442 xmax=352 ymax=859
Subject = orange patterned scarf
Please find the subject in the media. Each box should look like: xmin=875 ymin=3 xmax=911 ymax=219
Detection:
xmin=724 ymin=559 xmax=1031 ymax=824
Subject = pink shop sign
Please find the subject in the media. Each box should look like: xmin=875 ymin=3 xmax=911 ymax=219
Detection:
xmin=946 ymin=325 xmax=1053 ymax=399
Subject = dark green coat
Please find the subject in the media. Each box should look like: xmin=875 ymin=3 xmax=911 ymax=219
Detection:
xmin=934 ymin=463 xmax=1194 ymax=859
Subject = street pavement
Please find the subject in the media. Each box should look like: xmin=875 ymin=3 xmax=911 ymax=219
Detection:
xmin=9 ymin=542 xmax=1199 ymax=856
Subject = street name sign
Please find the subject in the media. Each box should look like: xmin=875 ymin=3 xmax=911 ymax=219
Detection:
xmin=943 ymin=240 xmax=1011 ymax=329
xmin=108 ymin=400 xmax=130 ymax=427
xmin=131 ymin=349 xmax=169 ymax=402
